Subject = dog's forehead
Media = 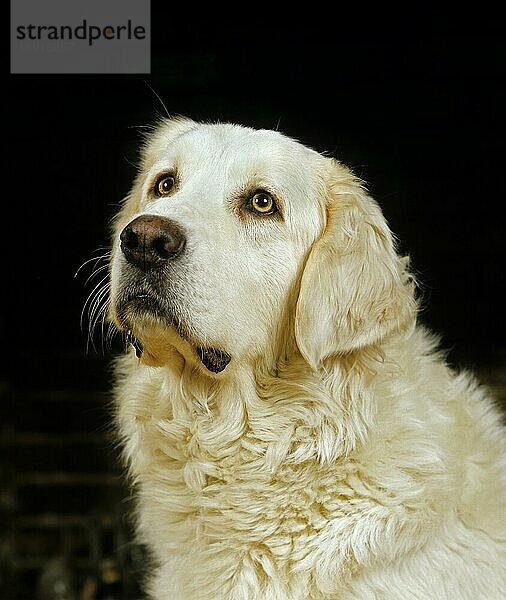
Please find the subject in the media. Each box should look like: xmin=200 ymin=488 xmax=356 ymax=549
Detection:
xmin=153 ymin=122 xmax=323 ymax=190
xmin=171 ymin=122 xmax=313 ymax=158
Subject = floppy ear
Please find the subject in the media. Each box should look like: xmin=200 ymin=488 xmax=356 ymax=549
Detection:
xmin=295 ymin=159 xmax=417 ymax=369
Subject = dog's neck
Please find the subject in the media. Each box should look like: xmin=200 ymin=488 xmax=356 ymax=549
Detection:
xmin=150 ymin=339 xmax=390 ymax=467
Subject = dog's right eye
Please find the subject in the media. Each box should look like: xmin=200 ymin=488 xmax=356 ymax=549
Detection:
xmin=153 ymin=174 xmax=176 ymax=197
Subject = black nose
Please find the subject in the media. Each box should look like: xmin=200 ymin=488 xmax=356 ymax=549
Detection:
xmin=120 ymin=215 xmax=186 ymax=271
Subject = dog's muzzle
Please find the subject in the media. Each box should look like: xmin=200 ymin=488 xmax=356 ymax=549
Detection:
xmin=119 ymin=216 xmax=231 ymax=374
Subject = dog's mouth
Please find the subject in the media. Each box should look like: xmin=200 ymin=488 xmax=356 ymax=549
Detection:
xmin=125 ymin=329 xmax=230 ymax=373
xmin=195 ymin=347 xmax=231 ymax=374
xmin=119 ymin=294 xmax=231 ymax=373
xmin=125 ymin=329 xmax=144 ymax=358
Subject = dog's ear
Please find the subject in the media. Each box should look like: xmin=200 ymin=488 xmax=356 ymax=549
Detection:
xmin=295 ymin=159 xmax=417 ymax=369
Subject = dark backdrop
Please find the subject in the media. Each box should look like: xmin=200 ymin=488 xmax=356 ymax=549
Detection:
xmin=5 ymin=12 xmax=505 ymax=599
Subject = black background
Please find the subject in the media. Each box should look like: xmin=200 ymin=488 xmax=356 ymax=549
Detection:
xmin=8 ymin=13 xmax=506 ymax=384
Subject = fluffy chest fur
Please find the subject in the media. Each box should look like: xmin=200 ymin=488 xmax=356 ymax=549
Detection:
xmin=114 ymin=329 xmax=506 ymax=600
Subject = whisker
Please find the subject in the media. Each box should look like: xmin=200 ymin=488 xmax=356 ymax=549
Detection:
xmin=84 ymin=263 xmax=109 ymax=287
xmin=74 ymin=249 xmax=110 ymax=279
xmin=89 ymin=282 xmax=110 ymax=332
xmin=77 ymin=243 xmax=124 ymax=356
xmin=95 ymin=293 xmax=112 ymax=355
xmin=105 ymin=321 xmax=119 ymax=352
xmin=87 ymin=281 xmax=111 ymax=354
xmin=81 ymin=274 xmax=109 ymax=334
xmin=143 ymin=80 xmax=170 ymax=118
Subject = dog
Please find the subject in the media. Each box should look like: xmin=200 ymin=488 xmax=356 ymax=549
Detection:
xmin=108 ymin=118 xmax=506 ymax=599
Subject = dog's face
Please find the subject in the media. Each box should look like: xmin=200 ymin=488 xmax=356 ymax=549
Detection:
xmin=110 ymin=118 xmax=326 ymax=372
xmin=110 ymin=118 xmax=416 ymax=373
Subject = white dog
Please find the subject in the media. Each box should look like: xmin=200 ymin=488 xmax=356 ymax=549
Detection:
xmin=109 ymin=118 xmax=506 ymax=599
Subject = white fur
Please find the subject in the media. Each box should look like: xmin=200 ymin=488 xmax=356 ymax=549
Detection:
xmin=110 ymin=118 xmax=506 ymax=599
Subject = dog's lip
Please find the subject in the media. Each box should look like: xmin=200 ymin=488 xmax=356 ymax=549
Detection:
xmin=119 ymin=293 xmax=231 ymax=372
xmin=127 ymin=291 xmax=160 ymax=305
xmin=119 ymin=291 xmax=165 ymax=319
xmin=119 ymin=300 xmax=231 ymax=374
xmin=124 ymin=333 xmax=231 ymax=373
xmin=196 ymin=347 xmax=231 ymax=373
xmin=125 ymin=329 xmax=144 ymax=358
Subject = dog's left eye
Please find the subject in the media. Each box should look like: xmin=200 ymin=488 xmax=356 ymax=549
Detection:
xmin=250 ymin=191 xmax=277 ymax=215
xmin=154 ymin=174 xmax=176 ymax=197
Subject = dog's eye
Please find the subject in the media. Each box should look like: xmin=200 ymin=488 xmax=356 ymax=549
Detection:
xmin=250 ymin=191 xmax=276 ymax=215
xmin=154 ymin=174 xmax=176 ymax=197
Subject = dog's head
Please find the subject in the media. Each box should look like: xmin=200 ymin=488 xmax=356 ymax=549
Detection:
xmin=109 ymin=118 xmax=416 ymax=374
